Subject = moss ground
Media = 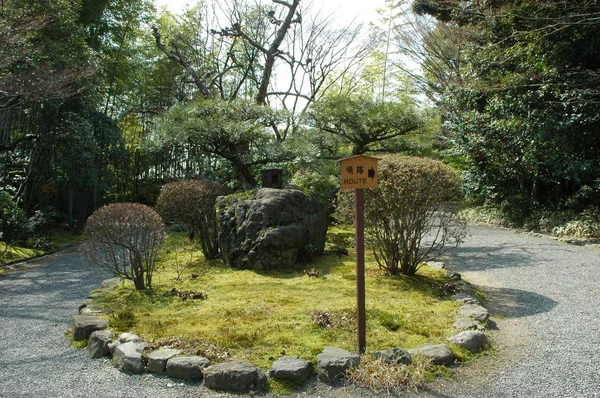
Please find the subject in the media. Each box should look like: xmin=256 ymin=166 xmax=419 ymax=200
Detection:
xmin=1 ymin=232 xmax=81 ymax=267
xmin=0 ymin=243 xmax=43 ymax=266
xmin=95 ymin=227 xmax=462 ymax=373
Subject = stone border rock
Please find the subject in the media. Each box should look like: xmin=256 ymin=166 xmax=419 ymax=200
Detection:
xmin=71 ymin=270 xmax=494 ymax=393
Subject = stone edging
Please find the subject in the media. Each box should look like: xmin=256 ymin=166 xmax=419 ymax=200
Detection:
xmin=72 ymin=272 xmax=493 ymax=393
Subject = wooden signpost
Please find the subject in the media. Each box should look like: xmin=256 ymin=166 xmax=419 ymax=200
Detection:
xmin=339 ymin=155 xmax=378 ymax=354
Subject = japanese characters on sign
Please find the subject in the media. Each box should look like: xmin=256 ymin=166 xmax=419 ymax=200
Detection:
xmin=340 ymin=155 xmax=379 ymax=190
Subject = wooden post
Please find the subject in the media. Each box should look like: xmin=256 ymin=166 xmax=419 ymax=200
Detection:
xmin=339 ymin=155 xmax=378 ymax=355
xmin=355 ymin=188 xmax=366 ymax=354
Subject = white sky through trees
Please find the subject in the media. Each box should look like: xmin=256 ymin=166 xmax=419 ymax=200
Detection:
xmin=153 ymin=0 xmax=386 ymax=26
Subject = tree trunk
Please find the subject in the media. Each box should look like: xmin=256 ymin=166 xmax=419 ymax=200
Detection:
xmin=230 ymin=155 xmax=257 ymax=189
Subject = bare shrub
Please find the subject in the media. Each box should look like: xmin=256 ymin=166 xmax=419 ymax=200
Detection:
xmin=155 ymin=180 xmax=228 ymax=260
xmin=336 ymin=155 xmax=466 ymax=275
xmin=82 ymin=203 xmax=165 ymax=290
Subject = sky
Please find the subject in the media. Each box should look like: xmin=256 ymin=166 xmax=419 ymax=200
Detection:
xmin=153 ymin=0 xmax=387 ymax=26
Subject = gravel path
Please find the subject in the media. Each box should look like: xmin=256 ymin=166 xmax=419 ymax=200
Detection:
xmin=428 ymin=225 xmax=600 ymax=398
xmin=0 ymin=248 xmax=215 ymax=398
xmin=1 ymin=226 xmax=599 ymax=397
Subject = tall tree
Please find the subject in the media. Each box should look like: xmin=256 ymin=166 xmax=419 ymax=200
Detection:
xmin=416 ymin=0 xmax=600 ymax=217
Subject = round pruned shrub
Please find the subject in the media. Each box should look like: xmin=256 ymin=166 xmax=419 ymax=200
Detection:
xmin=336 ymin=155 xmax=466 ymax=276
xmin=82 ymin=203 xmax=165 ymax=290
xmin=155 ymin=179 xmax=229 ymax=260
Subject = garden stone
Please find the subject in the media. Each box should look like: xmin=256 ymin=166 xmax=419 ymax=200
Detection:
xmin=449 ymin=331 xmax=489 ymax=353
xmin=108 ymin=341 xmax=120 ymax=356
xmin=118 ymin=333 xmax=141 ymax=343
xmin=269 ymin=356 xmax=312 ymax=382
xmin=111 ymin=342 xmax=145 ymax=374
xmin=453 ymin=317 xmax=483 ymax=331
xmin=72 ymin=315 xmax=108 ymax=341
xmin=87 ymin=330 xmax=113 ymax=359
xmin=203 ymin=361 xmax=267 ymax=393
xmin=372 ymin=348 xmax=412 ymax=365
xmin=317 ymin=347 xmax=360 ymax=384
xmin=452 ymin=292 xmax=480 ymax=305
xmin=458 ymin=303 xmax=490 ymax=322
xmin=100 ymin=277 xmax=122 ymax=290
xmin=408 ymin=344 xmax=454 ymax=366
xmin=79 ymin=304 xmax=106 ymax=315
xmin=166 ymin=356 xmax=211 ymax=380
xmin=216 ymin=188 xmax=328 ymax=270
xmin=147 ymin=348 xmax=181 ymax=374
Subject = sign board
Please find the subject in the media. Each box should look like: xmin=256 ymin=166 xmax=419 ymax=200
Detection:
xmin=338 ymin=154 xmax=379 ymax=354
xmin=340 ymin=155 xmax=378 ymax=190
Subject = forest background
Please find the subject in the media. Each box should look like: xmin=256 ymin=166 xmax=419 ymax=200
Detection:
xmin=1 ymin=0 xmax=599 ymax=245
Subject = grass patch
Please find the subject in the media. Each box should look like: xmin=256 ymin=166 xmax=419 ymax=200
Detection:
xmin=94 ymin=229 xmax=461 ymax=373
xmin=70 ymin=339 xmax=88 ymax=349
xmin=348 ymin=355 xmax=431 ymax=394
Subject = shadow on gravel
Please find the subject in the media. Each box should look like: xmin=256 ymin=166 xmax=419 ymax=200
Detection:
xmin=443 ymin=242 xmax=540 ymax=272
xmin=478 ymin=285 xmax=557 ymax=318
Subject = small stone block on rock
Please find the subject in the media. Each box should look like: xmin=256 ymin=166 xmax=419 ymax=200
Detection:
xmin=408 ymin=344 xmax=454 ymax=366
xmin=316 ymin=347 xmax=360 ymax=384
xmin=269 ymin=356 xmax=312 ymax=382
xmin=203 ymin=361 xmax=267 ymax=393
xmin=147 ymin=348 xmax=181 ymax=374
xmin=72 ymin=315 xmax=108 ymax=341
xmin=166 ymin=356 xmax=211 ymax=380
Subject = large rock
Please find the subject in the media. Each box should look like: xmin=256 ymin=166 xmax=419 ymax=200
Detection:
xmin=72 ymin=315 xmax=108 ymax=341
xmin=408 ymin=344 xmax=454 ymax=366
xmin=458 ymin=303 xmax=490 ymax=323
xmin=203 ymin=362 xmax=267 ymax=393
xmin=216 ymin=188 xmax=328 ymax=270
xmin=449 ymin=331 xmax=490 ymax=353
xmin=111 ymin=342 xmax=145 ymax=374
xmin=317 ymin=347 xmax=360 ymax=384
xmin=87 ymin=330 xmax=113 ymax=359
xmin=269 ymin=356 xmax=312 ymax=382
xmin=166 ymin=356 xmax=211 ymax=380
xmin=147 ymin=348 xmax=181 ymax=374
xmin=372 ymin=348 xmax=412 ymax=365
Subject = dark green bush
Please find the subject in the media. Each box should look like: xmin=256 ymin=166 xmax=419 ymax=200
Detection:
xmin=82 ymin=203 xmax=165 ymax=290
xmin=155 ymin=179 xmax=229 ymax=260
xmin=0 ymin=191 xmax=30 ymax=244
